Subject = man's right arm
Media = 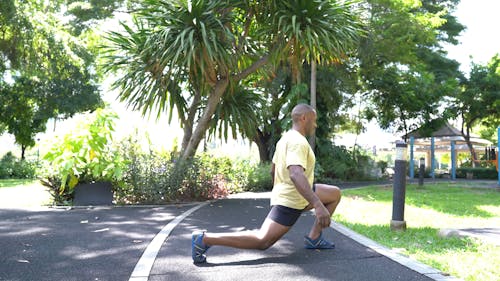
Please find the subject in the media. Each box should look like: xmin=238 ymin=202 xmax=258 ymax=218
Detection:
xmin=288 ymin=165 xmax=331 ymax=228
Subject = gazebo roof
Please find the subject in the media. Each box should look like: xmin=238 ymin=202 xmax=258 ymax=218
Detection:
xmin=406 ymin=122 xmax=464 ymax=138
xmin=404 ymin=123 xmax=492 ymax=151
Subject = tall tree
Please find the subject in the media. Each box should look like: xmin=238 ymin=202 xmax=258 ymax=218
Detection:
xmin=248 ymin=61 xmax=358 ymax=163
xmin=451 ymin=55 xmax=500 ymax=164
xmin=268 ymin=0 xmax=364 ymax=149
xmin=0 ymin=0 xmax=107 ymax=158
xmin=104 ymin=0 xmax=365 ymax=161
xmin=358 ymin=0 xmax=464 ymax=138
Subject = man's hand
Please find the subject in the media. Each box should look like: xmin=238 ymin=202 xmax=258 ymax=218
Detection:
xmin=289 ymin=165 xmax=331 ymax=228
xmin=313 ymin=201 xmax=331 ymax=228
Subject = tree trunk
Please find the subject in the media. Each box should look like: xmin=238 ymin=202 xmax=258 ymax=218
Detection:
xmin=21 ymin=145 xmax=26 ymax=160
xmin=253 ymin=130 xmax=272 ymax=163
xmin=181 ymin=90 xmax=202 ymax=152
xmin=461 ymin=119 xmax=477 ymax=167
xmin=179 ymin=55 xmax=269 ymax=161
xmin=309 ymin=59 xmax=317 ymax=150
xmin=181 ymin=78 xmax=229 ymax=161
xmin=465 ymin=128 xmax=477 ymax=167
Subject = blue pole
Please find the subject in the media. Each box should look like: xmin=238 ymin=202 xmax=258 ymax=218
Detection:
xmin=497 ymin=127 xmax=499 ymax=187
xmin=451 ymin=141 xmax=456 ymax=180
xmin=410 ymin=136 xmax=415 ymax=179
xmin=431 ymin=137 xmax=435 ymax=179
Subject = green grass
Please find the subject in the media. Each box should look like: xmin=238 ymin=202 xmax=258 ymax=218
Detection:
xmin=0 ymin=178 xmax=36 ymax=188
xmin=333 ymin=183 xmax=500 ymax=281
xmin=0 ymin=179 xmax=51 ymax=207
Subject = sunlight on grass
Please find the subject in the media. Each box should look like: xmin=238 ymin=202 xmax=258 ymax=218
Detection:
xmin=0 ymin=179 xmax=35 ymax=188
xmin=334 ymin=183 xmax=500 ymax=281
xmin=0 ymin=179 xmax=51 ymax=207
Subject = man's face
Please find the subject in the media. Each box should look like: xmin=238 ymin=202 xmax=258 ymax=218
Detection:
xmin=305 ymin=111 xmax=317 ymax=136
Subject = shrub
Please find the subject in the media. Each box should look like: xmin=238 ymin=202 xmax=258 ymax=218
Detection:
xmin=316 ymin=140 xmax=379 ymax=182
xmin=41 ymin=109 xmax=126 ymax=200
xmin=456 ymin=167 xmax=498 ymax=179
xmin=0 ymin=152 xmax=16 ymax=178
xmin=40 ymin=176 xmax=73 ymax=205
xmin=0 ymin=152 xmax=37 ymax=179
xmin=114 ymin=133 xmax=246 ymax=204
xmin=39 ymin=109 xmax=127 ymax=205
xmin=113 ymin=130 xmax=278 ymax=204
xmin=114 ymin=135 xmax=176 ymax=204
xmin=245 ymin=162 xmax=273 ymax=192
xmin=12 ymin=160 xmax=37 ymax=178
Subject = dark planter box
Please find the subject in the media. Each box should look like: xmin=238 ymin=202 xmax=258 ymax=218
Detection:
xmin=73 ymin=182 xmax=113 ymax=206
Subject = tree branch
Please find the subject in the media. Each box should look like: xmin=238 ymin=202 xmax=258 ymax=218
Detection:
xmin=232 ymin=54 xmax=269 ymax=82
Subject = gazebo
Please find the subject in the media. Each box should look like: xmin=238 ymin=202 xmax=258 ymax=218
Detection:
xmin=404 ymin=123 xmax=494 ymax=179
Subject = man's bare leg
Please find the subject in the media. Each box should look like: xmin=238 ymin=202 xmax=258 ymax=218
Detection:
xmin=304 ymin=184 xmax=341 ymax=240
xmin=202 ymin=218 xmax=291 ymax=250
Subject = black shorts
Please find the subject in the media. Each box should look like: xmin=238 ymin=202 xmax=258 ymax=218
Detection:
xmin=266 ymin=205 xmax=303 ymax=227
xmin=267 ymin=184 xmax=317 ymax=227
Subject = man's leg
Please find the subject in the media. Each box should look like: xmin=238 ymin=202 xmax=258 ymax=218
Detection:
xmin=202 ymin=218 xmax=291 ymax=250
xmin=304 ymin=184 xmax=341 ymax=240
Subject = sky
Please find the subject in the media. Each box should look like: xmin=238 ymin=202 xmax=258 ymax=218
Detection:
xmin=2 ymin=0 xmax=500 ymax=157
xmin=445 ymin=0 xmax=500 ymax=73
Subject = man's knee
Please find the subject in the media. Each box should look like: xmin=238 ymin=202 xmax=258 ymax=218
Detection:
xmin=334 ymin=186 xmax=341 ymax=200
xmin=256 ymin=238 xmax=276 ymax=250
xmin=317 ymin=184 xmax=341 ymax=201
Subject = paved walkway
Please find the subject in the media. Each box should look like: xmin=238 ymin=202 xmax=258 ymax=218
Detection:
xmin=1 ymin=197 xmax=458 ymax=281
xmin=146 ymin=197 xmax=450 ymax=281
xmin=1 ymin=179 xmax=498 ymax=281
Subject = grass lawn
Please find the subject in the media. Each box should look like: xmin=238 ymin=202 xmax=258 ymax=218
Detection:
xmin=0 ymin=179 xmax=51 ymax=207
xmin=333 ymin=182 xmax=500 ymax=281
xmin=0 ymin=178 xmax=37 ymax=188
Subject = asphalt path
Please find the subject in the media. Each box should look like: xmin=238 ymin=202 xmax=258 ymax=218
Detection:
xmin=149 ymin=198 xmax=440 ymax=281
xmin=0 ymin=179 xmax=497 ymax=281
xmin=0 ymin=205 xmax=193 ymax=281
xmin=4 ymin=181 xmax=496 ymax=281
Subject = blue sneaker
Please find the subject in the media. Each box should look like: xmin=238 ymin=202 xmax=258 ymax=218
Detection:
xmin=304 ymin=232 xmax=335 ymax=249
xmin=192 ymin=231 xmax=210 ymax=263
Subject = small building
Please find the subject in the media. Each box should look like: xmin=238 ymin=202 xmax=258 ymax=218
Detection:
xmin=404 ymin=123 xmax=495 ymax=179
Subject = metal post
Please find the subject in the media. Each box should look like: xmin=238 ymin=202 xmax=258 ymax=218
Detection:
xmin=391 ymin=141 xmax=407 ymax=231
xmin=409 ymin=136 xmax=415 ymax=179
xmin=451 ymin=141 xmax=456 ymax=180
xmin=431 ymin=137 xmax=435 ymax=179
xmin=497 ymin=127 xmax=500 ymax=187
xmin=418 ymin=157 xmax=425 ymax=187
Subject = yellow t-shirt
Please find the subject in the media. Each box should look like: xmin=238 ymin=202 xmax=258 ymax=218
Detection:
xmin=271 ymin=130 xmax=315 ymax=209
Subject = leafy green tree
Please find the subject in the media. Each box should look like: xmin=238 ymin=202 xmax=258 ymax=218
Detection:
xmin=64 ymin=0 xmax=128 ymax=35
xmin=451 ymin=55 xmax=500 ymax=163
xmin=265 ymin=0 xmax=364 ymax=149
xmin=358 ymin=0 xmax=464 ymax=138
xmin=248 ymin=60 xmax=358 ymax=163
xmin=0 ymin=0 xmax=119 ymax=158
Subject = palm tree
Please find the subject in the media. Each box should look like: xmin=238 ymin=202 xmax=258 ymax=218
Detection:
xmin=104 ymin=0 xmax=364 ymax=160
xmin=267 ymin=0 xmax=365 ymax=148
xmin=105 ymin=0 xmax=268 ymax=160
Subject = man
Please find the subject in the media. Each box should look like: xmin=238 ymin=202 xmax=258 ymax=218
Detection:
xmin=192 ymin=103 xmax=341 ymax=263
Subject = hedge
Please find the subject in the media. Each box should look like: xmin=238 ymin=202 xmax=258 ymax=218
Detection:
xmin=456 ymin=167 xmax=498 ymax=179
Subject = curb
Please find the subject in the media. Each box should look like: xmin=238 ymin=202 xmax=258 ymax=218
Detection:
xmin=331 ymin=221 xmax=461 ymax=281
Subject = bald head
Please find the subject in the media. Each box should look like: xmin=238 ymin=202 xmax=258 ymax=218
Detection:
xmin=291 ymin=104 xmax=316 ymax=123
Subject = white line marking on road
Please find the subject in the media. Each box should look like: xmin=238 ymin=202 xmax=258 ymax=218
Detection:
xmin=129 ymin=202 xmax=209 ymax=281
